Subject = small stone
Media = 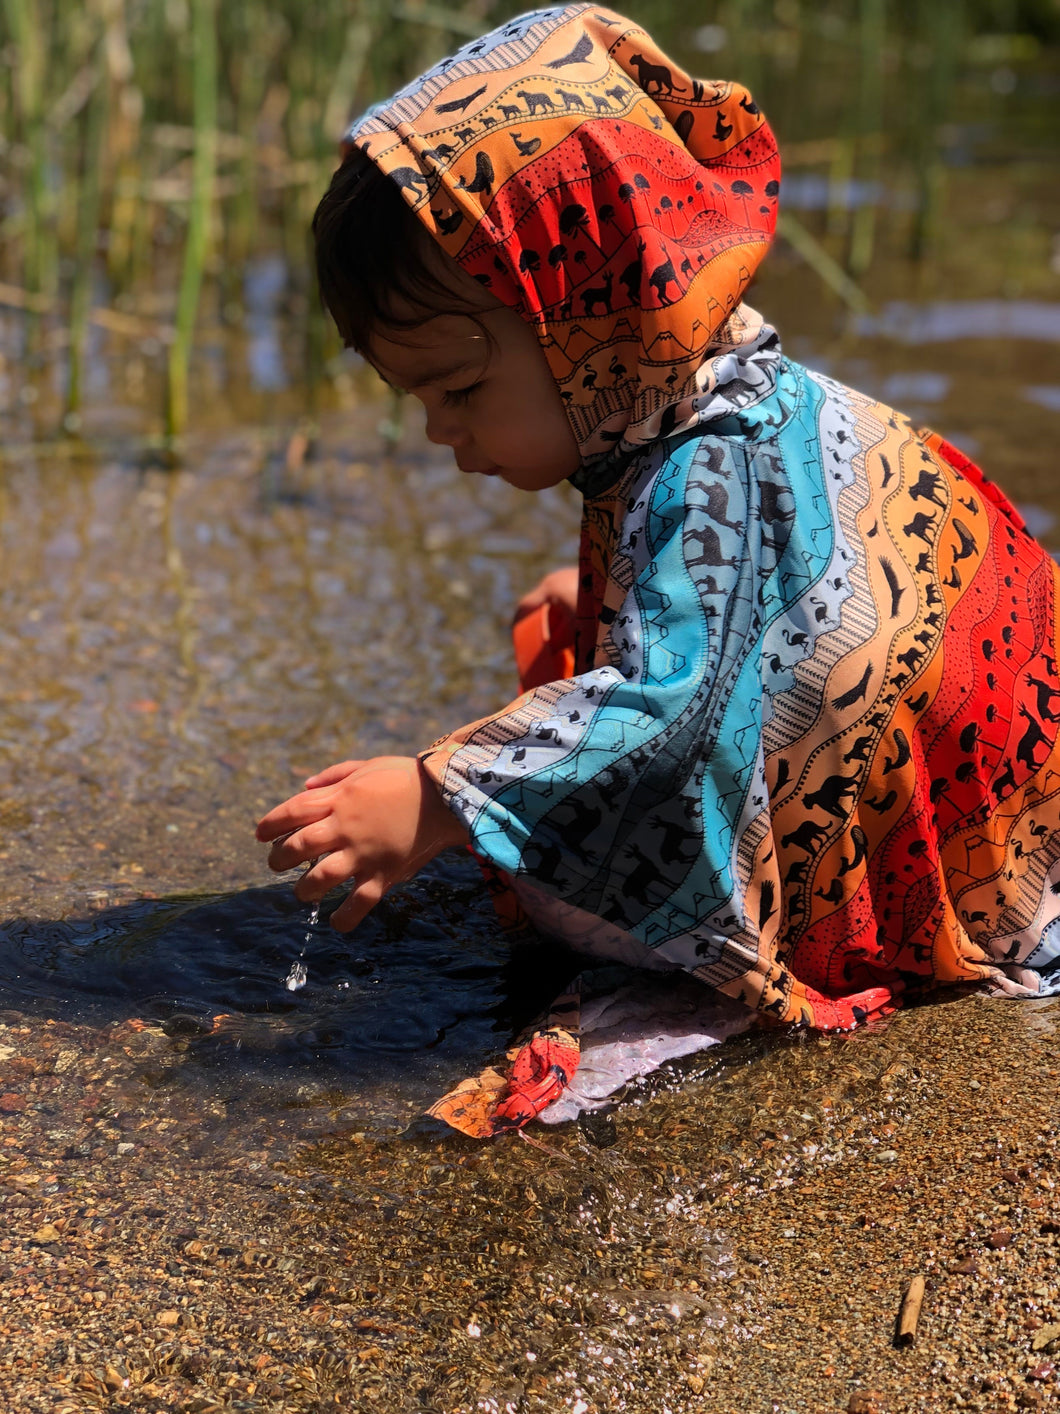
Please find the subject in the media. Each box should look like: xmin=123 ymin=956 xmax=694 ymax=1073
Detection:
xmin=988 ymin=1229 xmax=1014 ymax=1248
xmin=968 ymin=1079 xmax=981 ymax=1090
xmin=30 ymin=1224 xmax=62 ymax=1244
xmin=1030 ymin=1363 xmax=1055 ymax=1381
xmin=953 ymin=1256 xmax=979 ymax=1275
xmin=1032 ymin=1323 xmax=1060 ymax=1351
xmin=156 ymin=1309 xmax=180 ymax=1327
xmin=0 ymin=1092 xmax=26 ymax=1113
xmin=847 ymin=1393 xmax=885 ymax=1414
xmin=116 ymin=1142 xmax=134 ymax=1155
xmin=103 ymin=1365 xmax=125 ymax=1392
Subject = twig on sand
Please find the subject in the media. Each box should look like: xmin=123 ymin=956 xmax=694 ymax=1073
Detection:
xmin=896 ymin=1274 xmax=926 ymax=1345
xmin=517 ymin=1129 xmax=572 ymax=1162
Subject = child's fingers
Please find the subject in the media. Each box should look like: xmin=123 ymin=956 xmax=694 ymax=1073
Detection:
xmin=293 ymin=848 xmax=356 ymax=902
xmin=255 ymin=793 xmax=332 ymax=842
xmin=304 ymin=759 xmax=364 ymax=789
xmin=266 ymin=819 xmax=338 ymax=874
xmin=328 ymin=875 xmax=388 ymax=933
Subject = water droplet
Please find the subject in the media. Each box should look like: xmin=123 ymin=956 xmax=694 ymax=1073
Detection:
xmin=283 ymin=889 xmax=320 ymax=991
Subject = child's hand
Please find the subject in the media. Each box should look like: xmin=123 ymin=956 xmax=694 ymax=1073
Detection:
xmin=255 ymin=756 xmax=469 ymax=932
xmin=513 ymin=565 xmax=578 ymax=630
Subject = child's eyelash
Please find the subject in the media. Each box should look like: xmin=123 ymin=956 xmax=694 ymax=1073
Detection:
xmin=441 ymin=382 xmax=482 ymax=408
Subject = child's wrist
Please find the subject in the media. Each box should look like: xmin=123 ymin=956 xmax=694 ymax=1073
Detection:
xmin=417 ymin=759 xmax=470 ymax=851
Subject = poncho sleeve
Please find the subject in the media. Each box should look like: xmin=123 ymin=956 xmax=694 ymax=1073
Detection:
xmin=419 ymin=413 xmax=807 ymax=975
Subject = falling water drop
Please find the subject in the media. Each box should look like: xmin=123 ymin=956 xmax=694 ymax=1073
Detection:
xmin=284 ymin=899 xmax=321 ymax=992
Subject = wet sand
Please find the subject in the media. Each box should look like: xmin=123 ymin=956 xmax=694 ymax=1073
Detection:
xmin=2 ymin=991 xmax=1059 ymax=1412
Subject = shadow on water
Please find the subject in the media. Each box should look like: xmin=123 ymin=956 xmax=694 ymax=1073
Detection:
xmin=0 ymin=850 xmax=582 ymax=1090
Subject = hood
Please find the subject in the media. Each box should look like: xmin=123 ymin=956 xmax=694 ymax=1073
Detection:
xmin=344 ymin=4 xmax=781 ymax=465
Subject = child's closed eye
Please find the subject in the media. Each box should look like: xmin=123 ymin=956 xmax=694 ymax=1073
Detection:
xmin=441 ymin=381 xmax=483 ymax=408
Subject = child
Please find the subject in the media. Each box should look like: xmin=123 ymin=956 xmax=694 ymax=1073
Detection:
xmin=256 ymin=4 xmax=1060 ymax=1135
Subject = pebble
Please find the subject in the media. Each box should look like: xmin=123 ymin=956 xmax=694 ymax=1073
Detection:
xmin=1032 ymin=1323 xmax=1060 ymax=1351
xmin=848 ymin=1393 xmax=885 ymax=1414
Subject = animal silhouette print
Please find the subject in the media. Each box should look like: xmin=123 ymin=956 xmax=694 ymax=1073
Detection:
xmin=803 ymin=772 xmax=860 ymax=819
xmin=456 ymin=152 xmax=495 ymax=195
xmin=648 ymin=254 xmax=678 ymax=304
xmin=581 ymin=270 xmax=614 ymax=316
xmin=619 ymin=241 xmax=646 ymax=303
xmin=545 ymin=30 xmax=593 ymax=67
xmin=628 ymin=52 xmax=685 ymax=95
xmin=435 ymin=84 xmax=487 ymax=115
xmin=517 ymin=89 xmax=554 ymax=114
xmin=511 ymin=131 xmax=541 ymax=157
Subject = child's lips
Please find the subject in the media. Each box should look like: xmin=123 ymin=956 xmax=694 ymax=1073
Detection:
xmin=458 ymin=463 xmax=501 ymax=477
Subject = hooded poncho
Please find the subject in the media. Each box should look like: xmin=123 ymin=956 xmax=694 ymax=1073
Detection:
xmin=343 ymin=5 xmax=1060 ymax=1134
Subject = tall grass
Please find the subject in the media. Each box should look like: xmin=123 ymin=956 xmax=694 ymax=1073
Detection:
xmin=0 ymin=0 xmax=1055 ymax=438
xmin=165 ymin=0 xmax=217 ymax=437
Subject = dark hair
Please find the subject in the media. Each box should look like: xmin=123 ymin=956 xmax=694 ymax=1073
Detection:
xmin=313 ymin=147 xmax=488 ymax=355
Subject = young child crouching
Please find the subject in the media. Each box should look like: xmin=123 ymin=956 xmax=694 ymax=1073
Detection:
xmin=256 ymin=5 xmax=1060 ymax=1133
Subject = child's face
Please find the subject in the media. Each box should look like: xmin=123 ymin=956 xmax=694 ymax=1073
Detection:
xmin=369 ymin=298 xmax=581 ymax=492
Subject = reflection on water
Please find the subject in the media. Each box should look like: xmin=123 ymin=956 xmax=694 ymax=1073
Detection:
xmin=1026 ymin=384 xmax=1060 ymax=412
xmin=244 ymin=255 xmax=292 ymax=394
xmin=860 ymin=299 xmax=1060 ymax=343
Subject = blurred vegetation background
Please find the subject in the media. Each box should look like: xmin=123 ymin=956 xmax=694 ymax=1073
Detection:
xmin=0 ymin=0 xmax=1057 ymax=442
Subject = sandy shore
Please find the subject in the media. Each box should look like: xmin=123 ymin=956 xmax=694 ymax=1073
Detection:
xmin=2 ymin=983 xmax=1058 ymax=1413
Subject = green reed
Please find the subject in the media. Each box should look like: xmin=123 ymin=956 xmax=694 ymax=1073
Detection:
xmin=165 ymin=0 xmax=218 ymax=438
xmin=66 ymin=34 xmax=109 ymax=417
xmin=3 ymin=0 xmax=56 ymax=304
xmin=847 ymin=0 xmax=885 ymax=276
xmin=907 ymin=0 xmax=965 ymax=262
